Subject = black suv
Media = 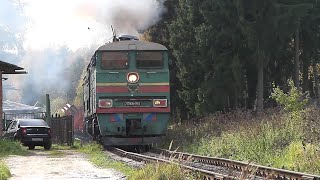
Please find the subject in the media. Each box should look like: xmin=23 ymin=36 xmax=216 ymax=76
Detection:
xmin=2 ymin=119 xmax=52 ymax=150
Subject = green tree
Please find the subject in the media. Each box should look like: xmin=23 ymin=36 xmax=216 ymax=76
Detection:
xmin=238 ymin=0 xmax=313 ymax=112
xmin=155 ymin=0 xmax=320 ymax=117
xmin=169 ymin=0 xmax=205 ymax=116
xmin=299 ymin=2 xmax=320 ymax=96
xmin=277 ymin=0 xmax=315 ymax=89
xmin=194 ymin=0 xmax=245 ymax=113
xmin=271 ymin=79 xmax=309 ymax=112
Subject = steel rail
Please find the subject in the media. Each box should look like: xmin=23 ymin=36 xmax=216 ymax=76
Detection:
xmin=110 ymin=147 xmax=239 ymax=179
xmin=152 ymin=148 xmax=320 ymax=180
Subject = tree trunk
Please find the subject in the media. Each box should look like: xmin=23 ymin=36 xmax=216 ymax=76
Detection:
xmin=256 ymin=46 xmax=264 ymax=113
xmin=246 ymin=65 xmax=257 ymax=109
xmin=313 ymin=62 xmax=320 ymax=100
xmin=302 ymin=53 xmax=310 ymax=93
xmin=294 ymin=27 xmax=300 ymax=88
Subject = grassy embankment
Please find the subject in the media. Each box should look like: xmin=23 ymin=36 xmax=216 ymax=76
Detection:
xmin=164 ymin=109 xmax=320 ymax=174
xmin=78 ymin=142 xmax=192 ymax=179
xmin=0 ymin=139 xmax=28 ymax=180
xmin=162 ymin=81 xmax=320 ymax=175
xmin=78 ymin=142 xmax=135 ymax=176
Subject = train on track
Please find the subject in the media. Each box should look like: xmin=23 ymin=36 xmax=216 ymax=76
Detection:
xmin=83 ymin=34 xmax=170 ymax=147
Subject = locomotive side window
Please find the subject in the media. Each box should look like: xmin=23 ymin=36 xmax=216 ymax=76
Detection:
xmin=101 ymin=52 xmax=128 ymax=70
xmin=136 ymin=51 xmax=163 ymax=69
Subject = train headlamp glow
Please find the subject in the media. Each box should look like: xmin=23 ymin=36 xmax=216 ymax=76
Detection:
xmin=153 ymin=99 xmax=168 ymax=107
xmin=127 ymin=72 xmax=139 ymax=83
xmin=99 ymin=99 xmax=113 ymax=108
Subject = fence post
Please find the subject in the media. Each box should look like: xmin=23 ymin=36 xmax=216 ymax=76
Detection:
xmin=0 ymin=71 xmax=3 ymax=135
xmin=45 ymin=94 xmax=51 ymax=127
xmin=71 ymin=115 xmax=74 ymax=146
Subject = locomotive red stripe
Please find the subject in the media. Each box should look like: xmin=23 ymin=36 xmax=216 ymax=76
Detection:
xmin=96 ymin=85 xmax=170 ymax=93
xmin=139 ymin=85 xmax=170 ymax=93
xmin=96 ymin=107 xmax=170 ymax=113
xmin=96 ymin=86 xmax=128 ymax=93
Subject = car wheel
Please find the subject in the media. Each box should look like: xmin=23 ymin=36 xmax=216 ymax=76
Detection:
xmin=28 ymin=145 xmax=35 ymax=150
xmin=44 ymin=142 xmax=52 ymax=150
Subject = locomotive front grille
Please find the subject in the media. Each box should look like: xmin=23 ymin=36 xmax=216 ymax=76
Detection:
xmin=126 ymin=119 xmax=142 ymax=136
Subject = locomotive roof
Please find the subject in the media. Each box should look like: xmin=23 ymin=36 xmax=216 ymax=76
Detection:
xmin=97 ymin=40 xmax=168 ymax=51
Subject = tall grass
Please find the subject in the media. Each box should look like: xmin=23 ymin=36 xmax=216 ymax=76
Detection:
xmin=163 ymin=108 xmax=320 ymax=175
xmin=129 ymin=163 xmax=192 ymax=180
xmin=0 ymin=139 xmax=27 ymax=180
xmin=0 ymin=161 xmax=10 ymax=180
xmin=0 ymin=139 xmax=27 ymax=157
xmin=78 ymin=143 xmax=136 ymax=177
xmin=78 ymin=143 xmax=197 ymax=179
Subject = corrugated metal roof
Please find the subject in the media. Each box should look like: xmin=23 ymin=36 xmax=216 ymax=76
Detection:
xmin=0 ymin=60 xmax=27 ymax=74
xmin=97 ymin=40 xmax=168 ymax=51
xmin=3 ymin=100 xmax=43 ymax=112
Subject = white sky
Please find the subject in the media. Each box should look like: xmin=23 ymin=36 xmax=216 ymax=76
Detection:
xmin=22 ymin=0 xmax=109 ymax=51
xmin=20 ymin=0 xmax=165 ymax=51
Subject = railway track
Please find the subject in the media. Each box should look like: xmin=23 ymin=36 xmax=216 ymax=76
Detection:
xmin=110 ymin=147 xmax=320 ymax=180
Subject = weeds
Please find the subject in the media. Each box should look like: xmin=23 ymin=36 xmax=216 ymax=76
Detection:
xmin=78 ymin=142 xmax=200 ymax=179
xmin=0 ymin=161 xmax=10 ymax=180
xmin=129 ymin=163 xmax=189 ymax=180
xmin=163 ymin=80 xmax=320 ymax=175
xmin=0 ymin=139 xmax=28 ymax=180
xmin=164 ymin=109 xmax=320 ymax=175
xmin=78 ymin=143 xmax=136 ymax=177
xmin=0 ymin=139 xmax=27 ymax=157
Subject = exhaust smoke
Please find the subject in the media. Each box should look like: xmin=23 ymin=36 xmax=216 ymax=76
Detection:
xmin=1 ymin=0 xmax=167 ymax=106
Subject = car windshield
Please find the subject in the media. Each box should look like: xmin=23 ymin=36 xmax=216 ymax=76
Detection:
xmin=19 ymin=119 xmax=48 ymax=126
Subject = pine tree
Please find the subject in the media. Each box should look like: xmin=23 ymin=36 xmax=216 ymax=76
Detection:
xmin=194 ymin=0 xmax=245 ymax=112
xmin=169 ymin=0 xmax=205 ymax=116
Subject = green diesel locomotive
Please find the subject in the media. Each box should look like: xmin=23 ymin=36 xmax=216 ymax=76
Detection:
xmin=83 ymin=35 xmax=170 ymax=146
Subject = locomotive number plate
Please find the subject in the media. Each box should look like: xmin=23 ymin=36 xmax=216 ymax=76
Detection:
xmin=124 ymin=101 xmax=141 ymax=106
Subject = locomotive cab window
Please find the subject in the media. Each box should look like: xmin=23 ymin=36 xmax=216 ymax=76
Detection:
xmin=136 ymin=51 xmax=163 ymax=69
xmin=101 ymin=52 xmax=128 ymax=70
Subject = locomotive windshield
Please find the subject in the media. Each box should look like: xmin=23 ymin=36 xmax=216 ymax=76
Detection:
xmin=101 ymin=52 xmax=128 ymax=70
xmin=136 ymin=51 xmax=163 ymax=69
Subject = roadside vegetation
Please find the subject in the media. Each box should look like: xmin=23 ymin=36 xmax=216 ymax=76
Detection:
xmin=163 ymin=80 xmax=320 ymax=175
xmin=0 ymin=161 xmax=10 ymax=180
xmin=129 ymin=163 xmax=194 ymax=180
xmin=0 ymin=139 xmax=27 ymax=157
xmin=78 ymin=142 xmax=136 ymax=177
xmin=78 ymin=142 xmax=192 ymax=179
xmin=0 ymin=139 xmax=28 ymax=180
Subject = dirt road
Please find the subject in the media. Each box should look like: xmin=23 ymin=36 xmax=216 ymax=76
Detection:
xmin=5 ymin=149 xmax=126 ymax=180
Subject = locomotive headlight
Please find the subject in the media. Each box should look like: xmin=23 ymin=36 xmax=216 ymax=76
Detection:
xmin=127 ymin=72 xmax=139 ymax=83
xmin=153 ymin=99 xmax=168 ymax=107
